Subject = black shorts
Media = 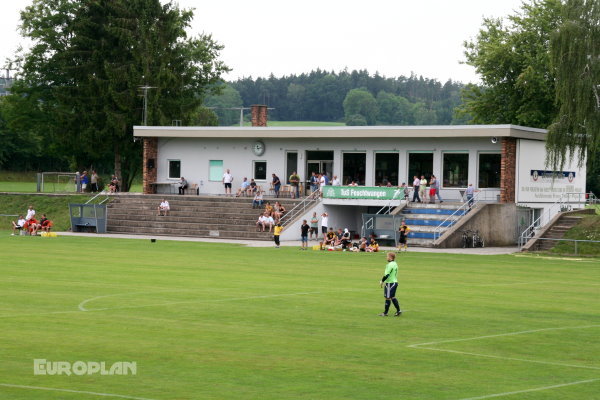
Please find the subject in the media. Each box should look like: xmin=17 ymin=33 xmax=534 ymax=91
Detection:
xmin=310 ymin=227 xmax=318 ymax=234
xmin=321 ymin=226 xmax=327 ymax=234
xmin=224 ymin=183 xmax=232 ymax=189
xmin=399 ymin=236 xmax=407 ymax=244
xmin=383 ymin=282 xmax=398 ymax=298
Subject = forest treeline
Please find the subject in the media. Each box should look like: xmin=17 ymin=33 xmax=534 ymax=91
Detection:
xmin=205 ymin=69 xmax=470 ymax=126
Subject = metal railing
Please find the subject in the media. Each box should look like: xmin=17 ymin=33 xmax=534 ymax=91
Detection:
xmin=280 ymin=189 xmax=322 ymax=227
xmin=85 ymin=190 xmax=111 ymax=205
xmin=518 ymin=192 xmax=592 ymax=248
xmin=432 ymin=191 xmax=482 ymax=241
xmin=530 ymin=237 xmax=600 ymax=256
xmin=359 ymin=189 xmax=404 ymax=238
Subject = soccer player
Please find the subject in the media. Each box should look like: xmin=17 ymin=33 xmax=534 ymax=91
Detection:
xmin=398 ymin=221 xmax=410 ymax=252
xmin=300 ymin=219 xmax=309 ymax=250
xmin=379 ymin=252 xmax=402 ymax=317
xmin=273 ymin=223 xmax=282 ymax=248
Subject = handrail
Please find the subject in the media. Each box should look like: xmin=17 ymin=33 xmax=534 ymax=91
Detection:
xmin=432 ymin=191 xmax=482 ymax=241
xmin=376 ymin=188 xmax=403 ymax=215
xmin=361 ymin=216 xmax=375 ymax=238
xmin=85 ymin=190 xmax=111 ymax=205
xmin=280 ymin=189 xmax=322 ymax=227
xmin=518 ymin=192 xmax=590 ymax=249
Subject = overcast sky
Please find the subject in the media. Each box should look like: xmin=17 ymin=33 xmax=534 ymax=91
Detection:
xmin=0 ymin=0 xmax=524 ymax=83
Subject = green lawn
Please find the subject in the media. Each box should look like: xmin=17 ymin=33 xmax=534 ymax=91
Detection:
xmin=0 ymin=235 xmax=598 ymax=399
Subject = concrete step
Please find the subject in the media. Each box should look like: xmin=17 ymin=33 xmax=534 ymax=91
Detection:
xmin=107 ymin=220 xmax=270 ymax=232
xmin=106 ymin=226 xmax=274 ymax=240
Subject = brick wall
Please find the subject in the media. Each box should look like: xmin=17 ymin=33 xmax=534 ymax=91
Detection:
xmin=143 ymin=137 xmax=158 ymax=194
xmin=500 ymin=137 xmax=517 ymax=203
xmin=251 ymin=105 xmax=268 ymax=127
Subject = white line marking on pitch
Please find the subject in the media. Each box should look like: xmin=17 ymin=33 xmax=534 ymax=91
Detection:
xmin=408 ymin=324 xmax=600 ymax=371
xmin=0 ymin=383 xmax=158 ymax=400
xmin=458 ymin=378 xmax=600 ymax=399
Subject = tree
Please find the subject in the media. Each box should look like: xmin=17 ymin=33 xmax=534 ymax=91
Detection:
xmin=204 ymin=85 xmax=244 ymax=126
xmin=547 ymin=0 xmax=600 ymax=169
xmin=460 ymin=0 xmax=562 ymax=128
xmin=343 ymin=89 xmax=378 ymax=125
xmin=12 ymin=0 xmax=229 ymax=190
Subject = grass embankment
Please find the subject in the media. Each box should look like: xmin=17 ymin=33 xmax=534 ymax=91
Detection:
xmin=551 ymin=212 xmax=600 ymax=256
xmin=0 ymin=193 xmax=93 ymax=231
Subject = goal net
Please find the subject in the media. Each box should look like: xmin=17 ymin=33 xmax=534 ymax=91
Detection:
xmin=38 ymin=172 xmax=79 ymax=193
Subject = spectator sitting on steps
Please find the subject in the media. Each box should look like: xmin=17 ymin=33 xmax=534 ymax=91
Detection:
xmin=252 ymin=190 xmax=264 ymax=209
xmin=236 ymin=177 xmax=250 ymax=197
xmin=157 ymin=199 xmax=170 ymax=216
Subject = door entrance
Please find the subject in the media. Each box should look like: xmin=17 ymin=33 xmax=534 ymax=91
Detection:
xmin=306 ymin=151 xmax=334 ymax=193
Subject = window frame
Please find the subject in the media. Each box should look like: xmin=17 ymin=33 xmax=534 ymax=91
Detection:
xmin=442 ymin=151 xmax=469 ymax=188
xmin=478 ymin=152 xmax=502 ymax=188
xmin=208 ymin=160 xmax=224 ymax=182
xmin=167 ymin=159 xmax=181 ymax=180
xmin=253 ymin=160 xmax=268 ymax=182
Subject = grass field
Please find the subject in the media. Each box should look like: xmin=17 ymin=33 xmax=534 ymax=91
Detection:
xmin=0 ymin=235 xmax=598 ymax=399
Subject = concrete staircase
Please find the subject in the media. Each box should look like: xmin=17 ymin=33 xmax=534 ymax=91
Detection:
xmin=533 ymin=215 xmax=582 ymax=251
xmin=106 ymin=194 xmax=299 ymax=240
xmin=397 ymin=202 xmax=467 ymax=247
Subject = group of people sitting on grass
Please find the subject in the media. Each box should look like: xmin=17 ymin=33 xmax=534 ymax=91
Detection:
xmin=319 ymin=227 xmax=379 ymax=252
xmin=11 ymin=205 xmax=53 ymax=236
xmin=255 ymin=201 xmax=287 ymax=232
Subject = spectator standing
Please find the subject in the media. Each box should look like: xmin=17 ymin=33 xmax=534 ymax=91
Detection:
xmin=272 ymin=173 xmax=281 ymax=198
xmin=223 ymin=169 xmax=234 ymax=196
xmin=309 ymin=212 xmax=319 ymax=241
xmin=309 ymin=172 xmax=319 ymax=193
xmin=26 ymin=205 xmax=36 ymax=221
xmin=466 ymin=183 xmax=478 ymax=209
xmin=300 ymin=220 xmax=310 ymax=250
xmin=399 ymin=183 xmax=409 ymax=201
xmin=178 ymin=177 xmax=188 ymax=195
xmin=320 ymin=212 xmax=329 ymax=239
xmin=431 ymin=174 xmax=443 ymax=203
xmin=420 ymin=175 xmax=428 ymax=203
xmin=332 ymin=175 xmax=341 ymax=186
xmin=412 ymin=176 xmax=421 ymax=202
xmin=90 ymin=171 xmax=99 ymax=192
xmin=289 ymin=171 xmax=300 ymax=199
xmin=81 ymin=171 xmax=89 ymax=192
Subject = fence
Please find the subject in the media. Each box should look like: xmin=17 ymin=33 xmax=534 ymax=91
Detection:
xmin=529 ymin=237 xmax=600 ymax=256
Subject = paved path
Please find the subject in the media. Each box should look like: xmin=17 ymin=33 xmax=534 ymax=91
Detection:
xmin=55 ymin=232 xmax=519 ymax=255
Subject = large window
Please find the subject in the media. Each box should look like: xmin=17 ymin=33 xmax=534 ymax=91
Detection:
xmin=479 ymin=153 xmax=501 ymax=188
xmin=253 ymin=161 xmax=267 ymax=181
xmin=375 ymin=152 xmax=399 ymax=186
xmin=408 ymin=152 xmax=433 ymax=185
xmin=343 ymin=152 xmax=366 ymax=185
xmin=286 ymin=152 xmax=298 ymax=184
xmin=209 ymin=160 xmax=223 ymax=181
xmin=168 ymin=160 xmax=180 ymax=179
xmin=443 ymin=153 xmax=469 ymax=187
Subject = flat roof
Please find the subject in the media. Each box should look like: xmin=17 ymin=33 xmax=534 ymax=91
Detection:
xmin=133 ymin=124 xmax=547 ymax=141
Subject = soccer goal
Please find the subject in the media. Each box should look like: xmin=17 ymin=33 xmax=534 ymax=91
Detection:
xmin=37 ymin=172 xmax=79 ymax=193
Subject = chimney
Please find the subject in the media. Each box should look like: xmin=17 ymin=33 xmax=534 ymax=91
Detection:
xmin=251 ymin=104 xmax=268 ymax=127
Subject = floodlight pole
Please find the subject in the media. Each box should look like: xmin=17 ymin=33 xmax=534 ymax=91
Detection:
xmin=139 ymin=85 xmax=157 ymax=126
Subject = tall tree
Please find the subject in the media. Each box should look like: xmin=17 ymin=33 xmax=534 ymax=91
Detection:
xmin=548 ymin=0 xmax=600 ymax=168
xmin=343 ymin=88 xmax=378 ymax=125
xmin=13 ymin=0 xmax=228 ymax=190
xmin=460 ymin=0 xmax=562 ymax=128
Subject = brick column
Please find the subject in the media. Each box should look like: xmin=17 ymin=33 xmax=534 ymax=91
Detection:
xmin=251 ymin=105 xmax=268 ymax=126
xmin=143 ymin=137 xmax=158 ymax=194
xmin=500 ymin=137 xmax=517 ymax=203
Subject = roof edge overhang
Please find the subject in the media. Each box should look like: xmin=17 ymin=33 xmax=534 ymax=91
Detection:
xmin=133 ymin=124 xmax=547 ymax=141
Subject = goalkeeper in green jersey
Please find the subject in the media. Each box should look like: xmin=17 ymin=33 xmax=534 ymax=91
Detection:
xmin=379 ymin=252 xmax=402 ymax=317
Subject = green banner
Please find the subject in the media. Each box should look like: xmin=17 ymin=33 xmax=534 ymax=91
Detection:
xmin=322 ymin=186 xmax=401 ymax=200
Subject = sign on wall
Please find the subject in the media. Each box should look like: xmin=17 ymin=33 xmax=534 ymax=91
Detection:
xmin=323 ymin=186 xmax=401 ymax=200
xmin=517 ymin=140 xmax=586 ymax=203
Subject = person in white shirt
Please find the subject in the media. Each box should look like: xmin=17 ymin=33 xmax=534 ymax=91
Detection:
xmin=264 ymin=214 xmax=275 ymax=232
xmin=256 ymin=214 xmax=268 ymax=232
xmin=420 ymin=175 xmax=428 ymax=202
xmin=412 ymin=176 xmax=421 ymax=202
xmin=157 ymin=199 xmax=170 ymax=216
xmin=252 ymin=190 xmax=264 ymax=208
xmin=320 ymin=212 xmax=329 ymax=239
xmin=332 ymin=175 xmax=341 ymax=186
xmin=26 ymin=205 xmax=36 ymax=221
xmin=11 ymin=215 xmax=26 ymax=235
xmin=222 ymin=169 xmax=234 ymax=195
